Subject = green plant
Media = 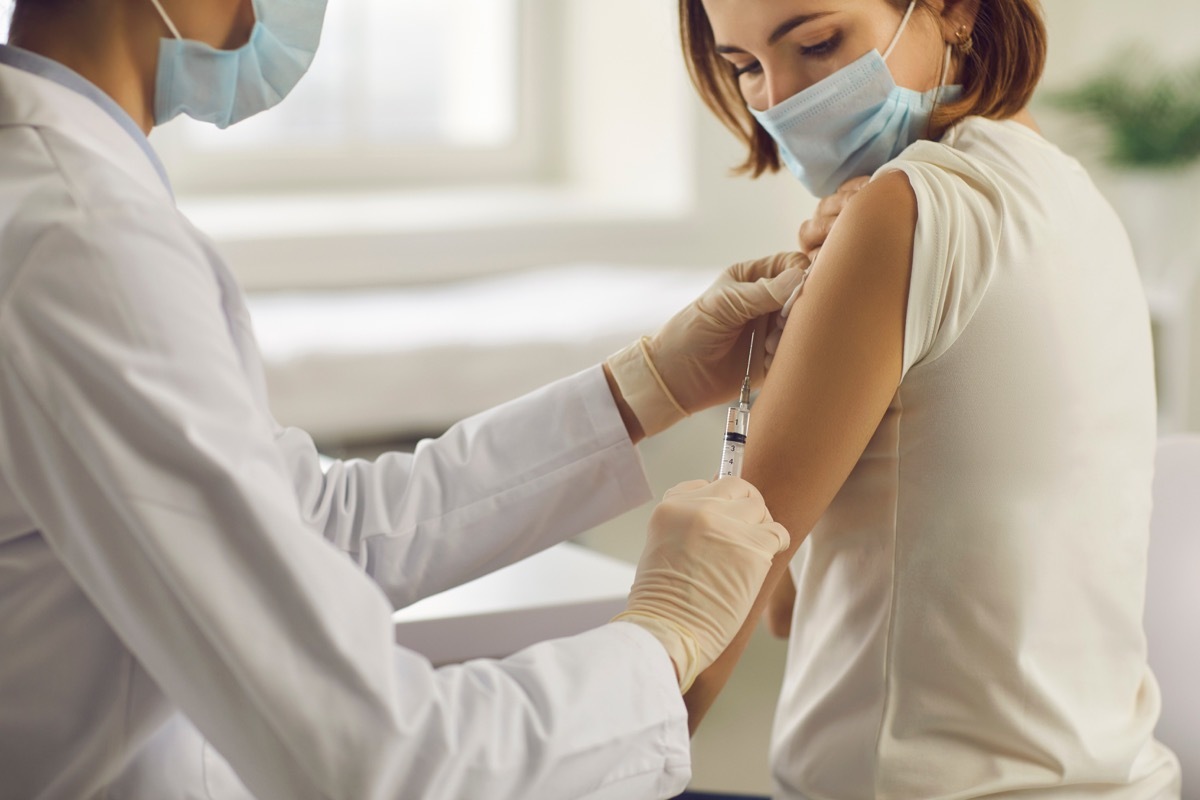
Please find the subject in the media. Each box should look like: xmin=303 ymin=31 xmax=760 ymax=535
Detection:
xmin=1049 ymin=49 xmax=1200 ymax=169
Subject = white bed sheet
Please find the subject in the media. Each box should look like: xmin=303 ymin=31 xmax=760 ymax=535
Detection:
xmin=246 ymin=264 xmax=714 ymax=443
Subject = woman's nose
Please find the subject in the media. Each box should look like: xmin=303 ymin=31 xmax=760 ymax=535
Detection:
xmin=765 ymin=69 xmax=807 ymax=109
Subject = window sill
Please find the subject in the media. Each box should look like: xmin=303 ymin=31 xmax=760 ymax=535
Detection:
xmin=180 ymin=183 xmax=696 ymax=291
xmin=180 ymin=184 xmax=691 ymax=241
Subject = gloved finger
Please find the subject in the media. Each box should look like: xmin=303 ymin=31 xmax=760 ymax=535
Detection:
xmin=662 ymin=478 xmax=711 ymax=500
xmin=719 ymin=494 xmax=779 ymax=525
xmin=703 ymin=516 xmax=790 ymax=556
xmin=781 ymin=286 xmax=800 ymax=319
xmin=766 ymin=309 xmax=785 ymax=336
xmin=779 ymin=265 xmax=811 ymax=320
xmin=829 ymin=175 xmax=870 ymax=208
xmin=754 ymin=521 xmax=791 ymax=554
xmin=835 ymin=175 xmax=871 ymax=198
xmin=764 ymin=351 xmax=773 ymax=372
xmin=706 ymin=475 xmax=764 ymax=502
xmin=764 ymin=266 xmax=809 ymax=306
xmin=724 ymin=251 xmax=808 ymax=284
xmin=819 ymin=177 xmax=870 ymax=225
xmin=799 ymin=180 xmax=868 ymax=253
xmin=698 ymin=271 xmax=797 ymax=329
xmin=765 ymin=325 xmax=782 ymax=357
xmin=798 ymin=215 xmax=835 ymax=255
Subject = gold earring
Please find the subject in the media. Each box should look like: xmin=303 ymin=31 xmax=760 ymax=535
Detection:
xmin=954 ymin=25 xmax=974 ymax=55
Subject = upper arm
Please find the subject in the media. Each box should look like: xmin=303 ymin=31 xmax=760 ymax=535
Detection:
xmin=742 ymin=170 xmax=916 ymax=552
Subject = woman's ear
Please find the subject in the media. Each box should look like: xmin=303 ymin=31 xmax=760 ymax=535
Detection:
xmin=939 ymin=0 xmax=981 ymax=43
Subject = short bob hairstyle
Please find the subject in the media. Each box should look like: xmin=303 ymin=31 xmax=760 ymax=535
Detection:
xmin=680 ymin=0 xmax=1048 ymax=177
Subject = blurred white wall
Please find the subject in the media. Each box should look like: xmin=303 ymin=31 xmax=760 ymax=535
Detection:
xmin=1036 ymin=0 xmax=1200 ymax=431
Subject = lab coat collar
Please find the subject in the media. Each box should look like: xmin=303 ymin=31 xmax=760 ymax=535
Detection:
xmin=0 ymin=44 xmax=173 ymax=200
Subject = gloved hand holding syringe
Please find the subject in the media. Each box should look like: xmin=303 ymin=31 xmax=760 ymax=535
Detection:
xmin=716 ymin=255 xmax=812 ymax=478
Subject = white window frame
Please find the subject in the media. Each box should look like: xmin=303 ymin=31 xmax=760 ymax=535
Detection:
xmin=174 ymin=0 xmax=813 ymax=292
xmin=153 ymin=0 xmax=557 ymax=195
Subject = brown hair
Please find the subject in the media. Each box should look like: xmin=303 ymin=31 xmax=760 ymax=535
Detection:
xmin=679 ymin=0 xmax=1048 ymax=177
xmin=9 ymin=0 xmax=78 ymax=39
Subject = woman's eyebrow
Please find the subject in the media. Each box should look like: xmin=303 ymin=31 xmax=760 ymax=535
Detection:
xmin=715 ymin=13 xmax=834 ymax=54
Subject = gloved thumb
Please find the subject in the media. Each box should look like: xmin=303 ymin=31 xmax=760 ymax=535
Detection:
xmin=741 ymin=268 xmax=809 ymax=316
xmin=703 ymin=268 xmax=807 ymax=327
xmin=764 ymin=267 xmax=808 ymax=305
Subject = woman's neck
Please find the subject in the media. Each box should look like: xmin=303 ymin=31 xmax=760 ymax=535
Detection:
xmin=1008 ymin=108 xmax=1041 ymax=134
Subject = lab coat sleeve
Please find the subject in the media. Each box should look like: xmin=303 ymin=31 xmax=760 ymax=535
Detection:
xmin=275 ymin=366 xmax=654 ymax=608
xmin=0 ymin=208 xmax=690 ymax=800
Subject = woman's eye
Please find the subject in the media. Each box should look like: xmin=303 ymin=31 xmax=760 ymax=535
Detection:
xmin=800 ymin=33 xmax=842 ymax=57
xmin=733 ymin=61 xmax=762 ymax=78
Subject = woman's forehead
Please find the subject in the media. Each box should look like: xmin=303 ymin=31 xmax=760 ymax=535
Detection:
xmin=702 ymin=0 xmax=882 ymax=40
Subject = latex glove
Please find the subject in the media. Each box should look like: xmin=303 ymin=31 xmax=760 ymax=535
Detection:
xmin=606 ymin=253 xmax=808 ymax=437
xmin=613 ymin=478 xmax=790 ymax=692
xmin=765 ymin=176 xmax=871 ymax=370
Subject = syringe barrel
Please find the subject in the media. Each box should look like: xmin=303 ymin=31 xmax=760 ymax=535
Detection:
xmin=717 ymin=405 xmax=750 ymax=478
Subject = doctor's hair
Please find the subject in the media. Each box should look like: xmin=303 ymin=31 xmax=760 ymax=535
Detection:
xmin=679 ymin=0 xmax=1048 ymax=177
xmin=8 ymin=0 xmax=69 ymax=38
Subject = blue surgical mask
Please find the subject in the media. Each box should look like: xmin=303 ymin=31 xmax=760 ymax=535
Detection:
xmin=148 ymin=0 xmax=328 ymax=129
xmin=749 ymin=1 xmax=961 ymax=197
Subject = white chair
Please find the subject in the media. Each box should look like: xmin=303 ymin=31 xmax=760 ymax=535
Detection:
xmin=1145 ymin=434 xmax=1200 ymax=792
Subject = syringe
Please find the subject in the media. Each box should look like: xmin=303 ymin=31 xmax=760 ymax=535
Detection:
xmin=717 ymin=333 xmax=755 ymax=479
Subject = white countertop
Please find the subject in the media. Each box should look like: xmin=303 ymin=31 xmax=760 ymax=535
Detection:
xmin=392 ymin=542 xmax=636 ymax=665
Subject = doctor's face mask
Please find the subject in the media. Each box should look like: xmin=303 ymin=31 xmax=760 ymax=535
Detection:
xmin=734 ymin=0 xmax=961 ymax=196
xmin=148 ymin=0 xmax=328 ymax=128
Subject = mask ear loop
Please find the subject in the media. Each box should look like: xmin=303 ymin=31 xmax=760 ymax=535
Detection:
xmin=147 ymin=0 xmax=183 ymax=40
xmin=882 ymin=0 xmax=918 ymax=62
xmin=932 ymin=43 xmax=952 ymax=106
xmin=925 ymin=44 xmax=954 ymax=139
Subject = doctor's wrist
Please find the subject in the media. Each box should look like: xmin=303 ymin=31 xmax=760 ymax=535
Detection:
xmin=602 ymin=360 xmax=645 ymax=444
xmin=612 ymin=612 xmax=699 ymax=692
xmin=604 ymin=338 xmax=687 ymax=439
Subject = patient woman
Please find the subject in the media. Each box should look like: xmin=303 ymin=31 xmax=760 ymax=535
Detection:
xmin=679 ymin=0 xmax=1183 ymax=797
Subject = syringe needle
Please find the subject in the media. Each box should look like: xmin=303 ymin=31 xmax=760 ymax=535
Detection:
xmin=745 ymin=331 xmax=756 ymax=379
xmin=739 ymin=332 xmax=754 ymax=407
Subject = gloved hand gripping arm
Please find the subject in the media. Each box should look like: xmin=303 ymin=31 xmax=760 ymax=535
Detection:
xmin=606 ymin=253 xmax=809 ymax=438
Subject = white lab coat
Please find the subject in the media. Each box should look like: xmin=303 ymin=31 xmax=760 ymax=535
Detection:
xmin=0 ymin=55 xmax=691 ymax=800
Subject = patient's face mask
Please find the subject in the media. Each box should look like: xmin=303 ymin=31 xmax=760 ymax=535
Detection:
xmin=148 ymin=0 xmax=328 ymax=128
xmin=748 ymin=0 xmax=961 ymax=197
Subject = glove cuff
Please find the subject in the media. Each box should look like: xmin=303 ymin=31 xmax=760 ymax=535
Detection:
xmin=605 ymin=336 xmax=687 ymax=438
xmin=612 ymin=611 xmax=701 ymax=692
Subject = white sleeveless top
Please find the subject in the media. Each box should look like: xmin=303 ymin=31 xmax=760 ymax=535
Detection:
xmin=770 ymin=117 xmax=1181 ymax=799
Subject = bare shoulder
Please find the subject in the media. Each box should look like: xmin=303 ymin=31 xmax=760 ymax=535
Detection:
xmin=822 ymin=169 xmax=918 ymax=272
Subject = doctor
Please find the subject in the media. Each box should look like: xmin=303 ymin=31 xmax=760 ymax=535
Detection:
xmin=0 ymin=0 xmax=807 ymax=798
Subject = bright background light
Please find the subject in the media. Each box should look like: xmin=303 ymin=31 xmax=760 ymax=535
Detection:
xmin=162 ymin=0 xmax=519 ymax=152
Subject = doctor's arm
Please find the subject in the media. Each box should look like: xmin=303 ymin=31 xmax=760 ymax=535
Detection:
xmin=276 ymin=254 xmax=804 ymax=608
xmin=273 ymin=360 xmax=655 ymax=610
xmin=682 ymin=172 xmax=917 ymax=730
xmin=0 ymin=207 xmax=699 ymax=800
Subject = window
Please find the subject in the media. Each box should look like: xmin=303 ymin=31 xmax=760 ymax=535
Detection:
xmin=152 ymin=0 xmax=538 ymax=194
xmin=172 ymin=0 xmax=713 ymax=291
